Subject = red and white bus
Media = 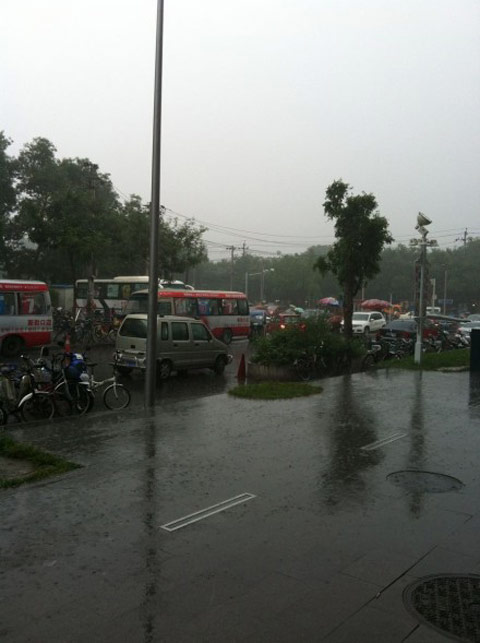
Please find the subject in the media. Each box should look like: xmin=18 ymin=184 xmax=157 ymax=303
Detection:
xmin=124 ymin=289 xmax=250 ymax=343
xmin=0 ymin=280 xmax=53 ymax=356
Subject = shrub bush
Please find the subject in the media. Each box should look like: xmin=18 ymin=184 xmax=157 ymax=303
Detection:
xmin=251 ymin=319 xmax=364 ymax=371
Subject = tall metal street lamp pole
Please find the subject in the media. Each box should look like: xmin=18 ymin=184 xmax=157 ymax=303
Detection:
xmin=245 ymin=271 xmax=261 ymax=299
xmin=411 ymin=213 xmax=436 ymax=365
xmin=443 ymin=267 xmax=448 ymax=315
xmin=260 ymin=268 xmax=275 ymax=302
xmin=145 ymin=0 xmax=165 ymax=408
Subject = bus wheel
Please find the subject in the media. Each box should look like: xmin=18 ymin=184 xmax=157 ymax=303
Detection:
xmin=1 ymin=335 xmax=24 ymax=358
xmin=157 ymin=360 xmax=172 ymax=380
xmin=222 ymin=329 xmax=233 ymax=345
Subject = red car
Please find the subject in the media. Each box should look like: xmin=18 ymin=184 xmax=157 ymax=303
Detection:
xmin=265 ymin=313 xmax=301 ymax=336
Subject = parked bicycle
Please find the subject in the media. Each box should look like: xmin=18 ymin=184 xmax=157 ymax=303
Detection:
xmin=84 ymin=351 xmax=131 ymax=410
xmin=294 ymin=345 xmax=327 ymax=381
xmin=361 ymin=340 xmax=385 ymax=370
xmin=0 ymin=357 xmax=56 ymax=425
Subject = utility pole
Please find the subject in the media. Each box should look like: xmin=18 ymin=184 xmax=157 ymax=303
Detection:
xmin=430 ymin=278 xmax=436 ymax=311
xmin=442 ymin=267 xmax=447 ymax=315
xmin=241 ymin=241 xmax=249 ymax=256
xmin=456 ymin=228 xmax=470 ymax=251
xmin=226 ymin=245 xmax=239 ymax=290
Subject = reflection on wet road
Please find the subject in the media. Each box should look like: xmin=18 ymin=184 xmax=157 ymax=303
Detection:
xmin=2 ymin=369 xmax=480 ymax=641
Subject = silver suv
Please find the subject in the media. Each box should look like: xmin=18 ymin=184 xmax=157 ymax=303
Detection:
xmin=115 ymin=314 xmax=232 ymax=379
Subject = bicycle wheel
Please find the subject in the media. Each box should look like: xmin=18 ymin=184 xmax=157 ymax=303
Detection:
xmin=362 ymin=354 xmax=375 ymax=370
xmin=74 ymin=384 xmax=94 ymax=414
xmin=93 ymin=324 xmax=107 ymax=343
xmin=56 ymin=382 xmax=94 ymax=415
xmin=20 ymin=393 xmax=55 ymax=423
xmin=103 ymin=383 xmax=131 ymax=410
xmin=295 ymin=358 xmax=313 ymax=382
xmin=51 ymin=389 xmax=74 ymax=418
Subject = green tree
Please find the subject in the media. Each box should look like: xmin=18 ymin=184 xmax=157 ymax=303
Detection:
xmin=315 ymin=180 xmax=392 ymax=337
xmin=14 ymin=139 xmax=122 ymax=282
xmin=110 ymin=195 xmax=150 ymax=276
xmin=0 ymin=132 xmax=17 ymax=275
xmin=158 ymin=215 xmax=207 ymax=282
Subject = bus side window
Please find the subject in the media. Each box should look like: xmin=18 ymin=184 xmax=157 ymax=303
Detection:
xmin=237 ymin=299 xmax=249 ymax=315
xmin=158 ymin=300 xmax=172 ymax=315
xmin=198 ymin=298 xmax=219 ymax=315
xmin=120 ymin=284 xmax=131 ymax=299
xmin=221 ymin=299 xmax=238 ymax=315
xmin=76 ymin=282 xmax=88 ymax=298
xmin=19 ymin=291 xmax=47 ymax=315
xmin=0 ymin=293 xmax=15 ymax=315
xmin=174 ymin=297 xmax=198 ymax=316
xmin=107 ymin=284 xmax=120 ymax=299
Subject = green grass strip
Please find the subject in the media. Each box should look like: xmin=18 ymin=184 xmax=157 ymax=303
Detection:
xmin=229 ymin=380 xmax=323 ymax=400
xmin=0 ymin=434 xmax=81 ymax=489
xmin=379 ymin=348 xmax=470 ymax=371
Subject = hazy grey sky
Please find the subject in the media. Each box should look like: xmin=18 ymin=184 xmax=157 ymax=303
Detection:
xmin=2 ymin=0 xmax=479 ymax=260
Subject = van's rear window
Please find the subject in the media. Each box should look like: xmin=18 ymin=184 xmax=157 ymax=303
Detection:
xmin=119 ymin=318 xmax=148 ymax=338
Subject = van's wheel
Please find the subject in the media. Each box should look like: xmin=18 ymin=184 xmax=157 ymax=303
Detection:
xmin=1 ymin=335 xmax=24 ymax=358
xmin=221 ymin=329 xmax=233 ymax=345
xmin=157 ymin=360 xmax=172 ymax=380
xmin=214 ymin=356 xmax=227 ymax=375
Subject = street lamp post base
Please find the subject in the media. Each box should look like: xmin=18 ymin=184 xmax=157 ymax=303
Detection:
xmin=414 ymin=340 xmax=422 ymax=364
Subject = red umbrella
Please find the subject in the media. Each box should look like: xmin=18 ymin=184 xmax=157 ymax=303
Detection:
xmin=361 ymin=298 xmax=391 ymax=310
xmin=318 ymin=297 xmax=340 ymax=306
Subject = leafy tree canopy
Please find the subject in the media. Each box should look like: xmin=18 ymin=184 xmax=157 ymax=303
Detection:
xmin=2 ymin=134 xmax=207 ymax=284
xmin=315 ymin=180 xmax=392 ymax=336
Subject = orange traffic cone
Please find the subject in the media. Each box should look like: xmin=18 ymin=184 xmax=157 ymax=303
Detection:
xmin=237 ymin=353 xmax=246 ymax=380
xmin=64 ymin=333 xmax=71 ymax=353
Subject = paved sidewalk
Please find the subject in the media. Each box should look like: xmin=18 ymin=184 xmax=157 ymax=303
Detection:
xmin=2 ymin=369 xmax=480 ymax=642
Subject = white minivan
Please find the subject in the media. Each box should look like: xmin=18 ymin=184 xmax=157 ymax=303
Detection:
xmin=115 ymin=314 xmax=233 ymax=379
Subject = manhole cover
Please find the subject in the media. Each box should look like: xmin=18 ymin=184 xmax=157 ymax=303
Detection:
xmin=387 ymin=470 xmax=464 ymax=493
xmin=403 ymin=575 xmax=480 ymax=641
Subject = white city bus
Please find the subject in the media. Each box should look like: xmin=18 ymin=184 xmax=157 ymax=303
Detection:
xmin=0 ymin=280 xmax=53 ymax=356
xmin=74 ymin=276 xmax=192 ymax=317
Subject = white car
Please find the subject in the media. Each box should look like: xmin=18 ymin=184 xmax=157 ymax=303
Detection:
xmin=458 ymin=320 xmax=480 ymax=337
xmin=343 ymin=311 xmax=386 ymax=335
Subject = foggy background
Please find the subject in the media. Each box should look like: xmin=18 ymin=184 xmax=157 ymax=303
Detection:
xmin=2 ymin=0 xmax=479 ymax=259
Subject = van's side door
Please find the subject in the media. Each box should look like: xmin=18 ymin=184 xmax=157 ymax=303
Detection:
xmin=170 ymin=321 xmax=193 ymax=369
xmin=190 ymin=321 xmax=215 ymax=367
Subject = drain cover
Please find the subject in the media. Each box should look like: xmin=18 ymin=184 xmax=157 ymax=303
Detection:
xmin=403 ymin=575 xmax=480 ymax=641
xmin=387 ymin=470 xmax=464 ymax=493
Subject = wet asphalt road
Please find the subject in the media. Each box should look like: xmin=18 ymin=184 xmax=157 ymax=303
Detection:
xmin=2 ymin=369 xmax=480 ymax=641
xmin=8 ymin=338 xmax=250 ymax=412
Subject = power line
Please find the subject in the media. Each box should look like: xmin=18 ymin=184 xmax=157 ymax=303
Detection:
xmin=114 ymin=194 xmax=480 ymax=255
